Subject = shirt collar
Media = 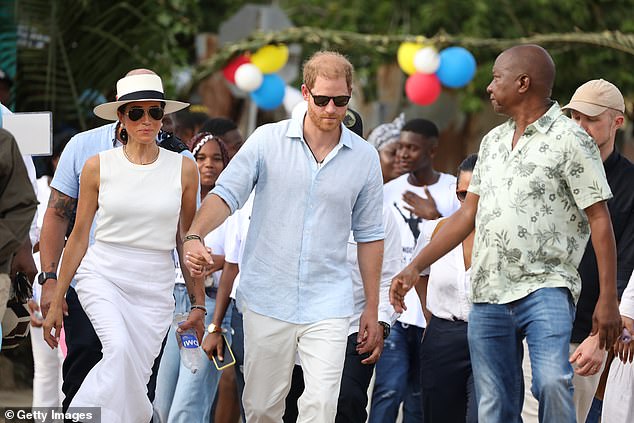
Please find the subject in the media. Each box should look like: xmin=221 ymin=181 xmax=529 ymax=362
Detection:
xmin=286 ymin=113 xmax=353 ymax=149
xmin=505 ymin=101 xmax=561 ymax=137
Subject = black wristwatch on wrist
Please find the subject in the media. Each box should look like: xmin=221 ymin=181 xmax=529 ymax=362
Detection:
xmin=37 ymin=272 xmax=57 ymax=285
xmin=378 ymin=321 xmax=391 ymax=339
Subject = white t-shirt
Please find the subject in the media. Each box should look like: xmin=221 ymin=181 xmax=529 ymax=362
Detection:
xmin=383 ymin=172 xmax=460 ymax=327
xmin=347 ymin=207 xmax=401 ymax=335
xmin=224 ymin=192 xmax=255 ymax=299
xmin=414 ymin=219 xmax=472 ymax=322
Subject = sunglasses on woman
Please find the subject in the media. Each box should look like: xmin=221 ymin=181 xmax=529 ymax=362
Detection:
xmin=127 ymin=106 xmax=165 ymax=122
xmin=456 ymin=190 xmax=468 ymax=202
xmin=307 ymin=87 xmax=351 ymax=107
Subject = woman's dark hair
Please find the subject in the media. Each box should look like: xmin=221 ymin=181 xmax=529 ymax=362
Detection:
xmin=457 ymin=153 xmax=478 ymax=179
xmin=200 ymin=118 xmax=237 ymax=136
xmin=189 ymin=131 xmax=230 ymax=169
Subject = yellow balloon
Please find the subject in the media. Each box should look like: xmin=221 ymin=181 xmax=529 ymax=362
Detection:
xmin=251 ymin=44 xmax=289 ymax=74
xmin=397 ymin=42 xmax=424 ymax=75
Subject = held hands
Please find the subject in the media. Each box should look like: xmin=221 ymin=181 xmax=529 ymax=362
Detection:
xmin=591 ymin=295 xmax=622 ymax=350
xmin=389 ymin=265 xmax=420 ymax=313
xmin=184 ymin=238 xmax=214 ymax=278
xmin=569 ymin=333 xmax=605 ymax=376
xmin=614 ymin=316 xmax=634 ymax=363
xmin=402 ymin=188 xmax=441 ymax=220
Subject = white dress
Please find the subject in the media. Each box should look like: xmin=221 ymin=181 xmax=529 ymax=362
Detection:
xmin=602 ymin=271 xmax=634 ymax=423
xmin=70 ymin=147 xmax=183 ymax=423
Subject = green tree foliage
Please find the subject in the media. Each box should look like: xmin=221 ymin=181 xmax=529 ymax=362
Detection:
xmin=15 ymin=0 xmax=201 ymax=129
xmin=269 ymin=0 xmax=634 ymax=112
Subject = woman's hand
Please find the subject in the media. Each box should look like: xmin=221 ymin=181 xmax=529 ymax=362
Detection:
xmin=42 ymin=300 xmax=64 ymax=349
xmin=614 ymin=316 xmax=634 ymax=363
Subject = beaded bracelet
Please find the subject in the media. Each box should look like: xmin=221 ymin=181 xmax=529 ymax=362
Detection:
xmin=190 ymin=305 xmax=208 ymax=315
xmin=183 ymin=234 xmax=202 ymax=244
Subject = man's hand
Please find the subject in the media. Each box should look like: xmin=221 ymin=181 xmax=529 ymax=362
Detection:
xmin=389 ymin=265 xmax=419 ymax=313
xmin=361 ymin=327 xmax=385 ymax=365
xmin=356 ymin=307 xmax=380 ymax=355
xmin=183 ymin=239 xmax=213 ymax=278
xmin=11 ymin=240 xmax=38 ymax=283
xmin=202 ymin=332 xmax=225 ymax=361
xmin=28 ymin=299 xmax=44 ymax=328
xmin=591 ymin=295 xmax=622 ymax=350
xmin=40 ymin=280 xmax=67 ymax=319
xmin=614 ymin=316 xmax=634 ymax=363
xmin=42 ymin=300 xmax=64 ymax=349
xmin=402 ymin=188 xmax=441 ymax=220
xmin=177 ymin=308 xmax=205 ymax=344
xmin=569 ymin=333 xmax=605 ymax=376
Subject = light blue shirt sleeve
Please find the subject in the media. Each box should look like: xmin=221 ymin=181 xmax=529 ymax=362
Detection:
xmin=351 ymin=149 xmax=385 ymax=243
xmin=50 ymin=135 xmax=84 ymax=198
xmin=211 ymin=127 xmax=261 ymax=213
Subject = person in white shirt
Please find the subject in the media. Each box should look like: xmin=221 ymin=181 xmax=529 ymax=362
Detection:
xmin=414 ymin=153 xmax=478 ymax=423
xmin=370 ymin=118 xmax=460 ymax=422
xmin=601 ymin=270 xmax=634 ymax=423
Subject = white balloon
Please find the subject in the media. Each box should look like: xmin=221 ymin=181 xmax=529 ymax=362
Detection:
xmin=234 ymin=63 xmax=264 ymax=92
xmin=414 ymin=47 xmax=441 ymax=74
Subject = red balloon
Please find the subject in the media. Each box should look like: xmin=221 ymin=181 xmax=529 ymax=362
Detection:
xmin=223 ymin=55 xmax=251 ymax=84
xmin=405 ymin=73 xmax=442 ymax=106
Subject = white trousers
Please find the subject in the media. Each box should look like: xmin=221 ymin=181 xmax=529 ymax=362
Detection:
xmin=242 ymin=309 xmax=349 ymax=423
xmin=521 ymin=340 xmax=606 ymax=423
xmin=602 ymin=356 xmax=634 ymax=423
xmin=71 ymin=241 xmax=175 ymax=423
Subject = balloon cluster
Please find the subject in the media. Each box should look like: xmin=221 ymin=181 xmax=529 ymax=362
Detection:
xmin=398 ymin=43 xmax=476 ymax=106
xmin=222 ymin=44 xmax=289 ymax=110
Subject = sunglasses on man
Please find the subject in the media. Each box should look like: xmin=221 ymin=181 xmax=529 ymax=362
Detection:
xmin=126 ymin=106 xmax=165 ymax=122
xmin=307 ymin=87 xmax=351 ymax=107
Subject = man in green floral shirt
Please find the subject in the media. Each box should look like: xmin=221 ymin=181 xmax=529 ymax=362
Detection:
xmin=389 ymin=44 xmax=622 ymax=423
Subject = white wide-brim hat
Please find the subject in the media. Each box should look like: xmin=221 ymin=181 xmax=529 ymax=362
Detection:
xmin=93 ymin=73 xmax=190 ymax=121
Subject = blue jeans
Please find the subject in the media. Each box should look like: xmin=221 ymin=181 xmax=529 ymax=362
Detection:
xmin=468 ymin=287 xmax=576 ymax=423
xmin=369 ymin=321 xmax=424 ymax=423
xmin=230 ymin=300 xmax=246 ymax=422
xmin=152 ymin=284 xmax=232 ymax=423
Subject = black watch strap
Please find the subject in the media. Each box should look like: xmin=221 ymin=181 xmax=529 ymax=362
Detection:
xmin=38 ymin=272 xmax=57 ymax=285
xmin=378 ymin=321 xmax=391 ymax=339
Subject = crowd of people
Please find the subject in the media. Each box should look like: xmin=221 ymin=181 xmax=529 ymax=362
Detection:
xmin=1 ymin=44 xmax=633 ymax=423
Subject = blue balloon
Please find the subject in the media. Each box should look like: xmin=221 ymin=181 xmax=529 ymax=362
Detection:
xmin=250 ymin=74 xmax=285 ymax=110
xmin=436 ymin=47 xmax=477 ymax=88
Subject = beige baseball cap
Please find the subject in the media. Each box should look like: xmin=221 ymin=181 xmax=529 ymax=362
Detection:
xmin=562 ymin=79 xmax=625 ymax=117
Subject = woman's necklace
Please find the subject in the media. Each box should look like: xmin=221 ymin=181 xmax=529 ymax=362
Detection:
xmin=123 ymin=145 xmax=160 ymax=165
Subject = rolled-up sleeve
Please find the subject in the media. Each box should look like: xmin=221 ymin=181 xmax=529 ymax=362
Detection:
xmin=211 ymin=128 xmax=262 ymax=214
xmin=352 ymin=151 xmax=384 ymax=243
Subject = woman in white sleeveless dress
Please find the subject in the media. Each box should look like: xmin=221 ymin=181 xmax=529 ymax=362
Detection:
xmin=43 ymin=73 xmax=199 ymax=423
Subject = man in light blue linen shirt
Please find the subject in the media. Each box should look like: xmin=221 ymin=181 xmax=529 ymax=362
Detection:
xmin=184 ymin=51 xmax=384 ymax=423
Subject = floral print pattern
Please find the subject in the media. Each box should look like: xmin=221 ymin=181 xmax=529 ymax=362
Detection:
xmin=469 ymin=103 xmax=612 ymax=303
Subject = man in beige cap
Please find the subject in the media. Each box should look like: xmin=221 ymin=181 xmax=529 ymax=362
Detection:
xmin=522 ymin=78 xmax=634 ymax=423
